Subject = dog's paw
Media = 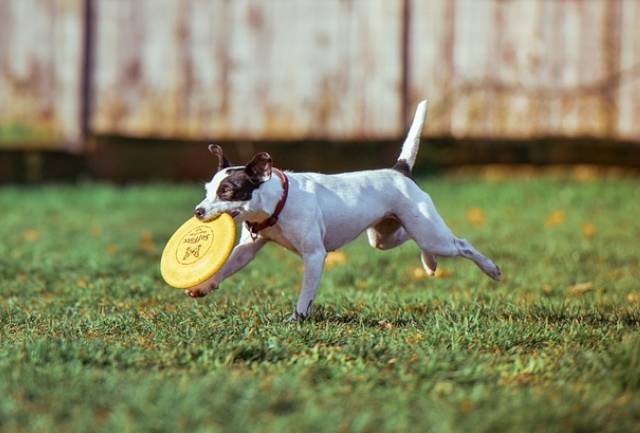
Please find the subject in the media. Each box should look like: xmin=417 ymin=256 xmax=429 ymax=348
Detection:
xmin=421 ymin=253 xmax=438 ymax=276
xmin=488 ymin=264 xmax=502 ymax=281
xmin=285 ymin=311 xmax=309 ymax=323
xmin=184 ymin=284 xmax=218 ymax=298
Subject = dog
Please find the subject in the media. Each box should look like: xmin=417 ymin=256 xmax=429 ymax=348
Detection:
xmin=187 ymin=100 xmax=501 ymax=321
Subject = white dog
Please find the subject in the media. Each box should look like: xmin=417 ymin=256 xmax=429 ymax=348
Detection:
xmin=188 ymin=101 xmax=501 ymax=321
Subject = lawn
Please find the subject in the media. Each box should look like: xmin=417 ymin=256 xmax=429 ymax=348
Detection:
xmin=1 ymin=174 xmax=639 ymax=433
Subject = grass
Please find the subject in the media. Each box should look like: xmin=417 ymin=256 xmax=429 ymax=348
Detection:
xmin=1 ymin=174 xmax=639 ymax=433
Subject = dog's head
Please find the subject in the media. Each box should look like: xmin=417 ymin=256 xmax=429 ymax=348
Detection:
xmin=194 ymin=145 xmax=273 ymax=221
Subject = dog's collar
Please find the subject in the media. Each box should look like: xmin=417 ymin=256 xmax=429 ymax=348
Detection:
xmin=245 ymin=168 xmax=289 ymax=240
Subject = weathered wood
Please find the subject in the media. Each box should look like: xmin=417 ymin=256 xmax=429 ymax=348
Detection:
xmin=91 ymin=0 xmax=404 ymax=140
xmin=617 ymin=0 xmax=640 ymax=138
xmin=0 ymin=0 xmax=84 ymax=150
xmin=409 ymin=0 xmax=640 ymax=140
xmin=1 ymin=0 xmax=637 ymax=148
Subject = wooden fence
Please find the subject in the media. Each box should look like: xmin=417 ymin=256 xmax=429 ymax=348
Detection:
xmin=0 ymin=0 xmax=84 ymax=150
xmin=1 ymin=0 xmax=639 ymax=152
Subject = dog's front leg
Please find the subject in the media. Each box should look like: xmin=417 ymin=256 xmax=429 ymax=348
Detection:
xmin=185 ymin=231 xmax=267 ymax=298
xmin=287 ymin=249 xmax=326 ymax=322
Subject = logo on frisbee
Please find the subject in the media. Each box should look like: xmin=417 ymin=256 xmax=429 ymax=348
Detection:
xmin=176 ymin=226 xmax=214 ymax=265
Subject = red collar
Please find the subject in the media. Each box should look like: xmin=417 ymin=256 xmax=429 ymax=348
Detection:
xmin=245 ymin=168 xmax=289 ymax=240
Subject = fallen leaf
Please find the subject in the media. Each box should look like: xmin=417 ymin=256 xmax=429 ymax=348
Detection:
xmin=568 ymin=282 xmax=594 ymax=296
xmin=581 ymin=223 xmax=597 ymax=239
xmin=434 ymin=267 xmax=454 ymax=278
xmin=542 ymin=284 xmax=553 ymax=295
xmin=461 ymin=398 xmax=475 ymax=413
xmin=466 ymin=207 xmax=486 ymax=227
xmin=627 ymin=293 xmax=639 ymax=304
xmin=325 ymin=251 xmax=348 ymax=269
xmin=106 ymin=244 xmax=119 ymax=256
xmin=412 ymin=267 xmax=427 ymax=280
xmin=412 ymin=266 xmax=452 ymax=280
xmin=22 ymin=229 xmax=40 ymax=242
xmin=139 ymin=231 xmax=156 ymax=252
xmin=546 ymin=210 xmax=566 ymax=227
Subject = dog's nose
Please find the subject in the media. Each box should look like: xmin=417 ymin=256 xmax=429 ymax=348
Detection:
xmin=194 ymin=207 xmax=206 ymax=220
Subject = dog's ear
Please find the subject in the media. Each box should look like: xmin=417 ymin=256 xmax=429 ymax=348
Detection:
xmin=208 ymin=144 xmax=231 ymax=171
xmin=245 ymin=152 xmax=272 ymax=183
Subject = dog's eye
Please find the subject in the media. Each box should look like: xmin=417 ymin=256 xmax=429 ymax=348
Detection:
xmin=217 ymin=185 xmax=234 ymax=199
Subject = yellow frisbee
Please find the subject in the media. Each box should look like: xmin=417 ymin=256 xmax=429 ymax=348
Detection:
xmin=160 ymin=213 xmax=236 ymax=289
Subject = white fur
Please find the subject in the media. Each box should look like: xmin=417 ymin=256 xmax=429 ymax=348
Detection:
xmin=188 ymin=100 xmax=501 ymax=320
xmin=399 ymin=100 xmax=428 ymax=169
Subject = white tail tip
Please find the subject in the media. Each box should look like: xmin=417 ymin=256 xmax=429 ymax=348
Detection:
xmin=399 ymin=99 xmax=429 ymax=168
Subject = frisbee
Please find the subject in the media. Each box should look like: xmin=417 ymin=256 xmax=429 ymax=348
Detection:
xmin=160 ymin=213 xmax=236 ymax=289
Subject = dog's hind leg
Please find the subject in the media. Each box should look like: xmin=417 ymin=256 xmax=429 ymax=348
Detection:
xmin=398 ymin=194 xmax=501 ymax=281
xmin=415 ymin=231 xmax=500 ymax=281
xmin=451 ymin=238 xmax=501 ymax=280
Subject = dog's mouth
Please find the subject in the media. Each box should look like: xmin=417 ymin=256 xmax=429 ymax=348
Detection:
xmin=199 ymin=209 xmax=240 ymax=222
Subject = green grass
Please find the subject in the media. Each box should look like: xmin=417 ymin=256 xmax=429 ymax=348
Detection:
xmin=1 ymin=176 xmax=639 ymax=433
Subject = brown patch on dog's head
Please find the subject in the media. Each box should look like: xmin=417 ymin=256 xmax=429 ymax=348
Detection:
xmin=215 ymin=152 xmax=273 ymax=202
xmin=209 ymin=144 xmax=231 ymax=171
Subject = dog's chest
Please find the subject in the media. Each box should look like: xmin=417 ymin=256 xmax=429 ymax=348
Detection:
xmin=260 ymin=226 xmax=299 ymax=254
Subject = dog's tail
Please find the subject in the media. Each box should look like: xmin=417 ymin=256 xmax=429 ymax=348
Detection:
xmin=394 ymin=100 xmax=428 ymax=176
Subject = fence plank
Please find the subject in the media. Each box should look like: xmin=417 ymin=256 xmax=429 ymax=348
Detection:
xmin=91 ymin=0 xmax=403 ymax=140
xmin=617 ymin=0 xmax=640 ymax=139
xmin=0 ymin=0 xmax=84 ymax=149
xmin=409 ymin=0 xmax=640 ymax=140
